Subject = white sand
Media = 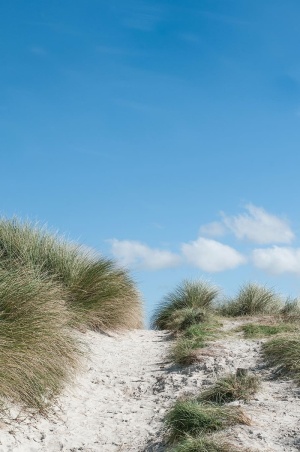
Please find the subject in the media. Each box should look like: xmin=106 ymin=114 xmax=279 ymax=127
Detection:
xmin=1 ymin=322 xmax=300 ymax=451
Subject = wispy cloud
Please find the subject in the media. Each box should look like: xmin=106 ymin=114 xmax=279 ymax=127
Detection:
xmin=199 ymin=221 xmax=227 ymax=237
xmin=252 ymin=246 xmax=300 ymax=275
xmin=200 ymin=204 xmax=294 ymax=245
xmin=222 ymin=204 xmax=294 ymax=244
xmin=120 ymin=1 xmax=164 ymax=31
xmin=182 ymin=237 xmax=246 ymax=272
xmin=197 ymin=10 xmax=249 ymax=26
xmin=109 ymin=239 xmax=181 ymax=270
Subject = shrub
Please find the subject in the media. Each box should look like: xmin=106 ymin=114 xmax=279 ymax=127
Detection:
xmin=0 ymin=267 xmax=79 ymax=411
xmin=0 ymin=218 xmax=143 ymax=331
xmin=220 ymin=283 xmax=282 ymax=317
xmin=262 ymin=336 xmax=300 ymax=383
xmin=171 ymin=435 xmax=245 ymax=452
xmin=166 ymin=401 xmax=250 ymax=441
xmin=152 ymin=280 xmax=219 ymax=330
xmin=198 ymin=372 xmax=260 ymax=404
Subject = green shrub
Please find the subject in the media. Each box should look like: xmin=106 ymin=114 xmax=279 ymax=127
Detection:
xmin=240 ymin=323 xmax=296 ymax=339
xmin=0 ymin=218 xmax=143 ymax=331
xmin=171 ymin=435 xmax=245 ymax=452
xmin=198 ymin=373 xmax=260 ymax=404
xmin=152 ymin=280 xmax=219 ymax=330
xmin=166 ymin=401 xmax=250 ymax=441
xmin=262 ymin=336 xmax=300 ymax=383
xmin=220 ymin=283 xmax=282 ymax=317
xmin=0 ymin=267 xmax=79 ymax=411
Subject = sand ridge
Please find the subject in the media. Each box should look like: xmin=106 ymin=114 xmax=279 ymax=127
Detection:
xmin=0 ymin=322 xmax=300 ymax=451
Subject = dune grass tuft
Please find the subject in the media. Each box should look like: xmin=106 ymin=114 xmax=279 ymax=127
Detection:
xmin=170 ymin=323 xmax=219 ymax=365
xmin=262 ymin=335 xmax=300 ymax=383
xmin=280 ymin=298 xmax=300 ymax=322
xmin=239 ymin=323 xmax=297 ymax=339
xmin=219 ymin=283 xmax=282 ymax=317
xmin=0 ymin=218 xmax=143 ymax=331
xmin=166 ymin=400 xmax=251 ymax=441
xmin=198 ymin=373 xmax=260 ymax=404
xmin=152 ymin=280 xmax=219 ymax=331
xmin=171 ymin=435 xmax=246 ymax=452
xmin=0 ymin=267 xmax=79 ymax=411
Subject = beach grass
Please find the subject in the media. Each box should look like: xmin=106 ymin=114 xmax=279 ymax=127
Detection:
xmin=0 ymin=218 xmax=143 ymax=331
xmin=239 ymin=323 xmax=297 ymax=338
xmin=152 ymin=280 xmax=219 ymax=331
xmin=0 ymin=218 xmax=143 ymax=413
xmin=0 ymin=267 xmax=79 ymax=411
xmin=262 ymin=335 xmax=300 ymax=383
xmin=170 ymin=322 xmax=219 ymax=365
xmin=170 ymin=435 xmax=246 ymax=452
xmin=198 ymin=372 xmax=260 ymax=404
xmin=219 ymin=283 xmax=282 ymax=317
xmin=166 ymin=400 xmax=250 ymax=442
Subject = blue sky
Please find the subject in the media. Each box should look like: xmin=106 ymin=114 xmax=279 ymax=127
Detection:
xmin=1 ymin=1 xmax=300 ymax=321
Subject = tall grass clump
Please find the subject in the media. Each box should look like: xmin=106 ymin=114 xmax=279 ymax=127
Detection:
xmin=262 ymin=336 xmax=300 ymax=383
xmin=152 ymin=280 xmax=219 ymax=330
xmin=198 ymin=372 xmax=260 ymax=404
xmin=0 ymin=218 xmax=143 ymax=331
xmin=170 ymin=323 xmax=219 ymax=365
xmin=171 ymin=435 xmax=245 ymax=452
xmin=280 ymin=298 xmax=300 ymax=322
xmin=220 ymin=283 xmax=282 ymax=317
xmin=0 ymin=267 xmax=79 ymax=411
xmin=166 ymin=401 xmax=250 ymax=442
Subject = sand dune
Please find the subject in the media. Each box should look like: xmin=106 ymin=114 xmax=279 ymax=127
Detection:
xmin=1 ymin=321 xmax=300 ymax=451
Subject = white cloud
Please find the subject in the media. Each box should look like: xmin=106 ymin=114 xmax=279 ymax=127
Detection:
xmin=199 ymin=221 xmax=226 ymax=237
xmin=200 ymin=205 xmax=294 ymax=244
xmin=109 ymin=239 xmax=181 ymax=270
xmin=222 ymin=204 xmax=294 ymax=244
xmin=252 ymin=246 xmax=300 ymax=275
xmin=181 ymin=237 xmax=246 ymax=272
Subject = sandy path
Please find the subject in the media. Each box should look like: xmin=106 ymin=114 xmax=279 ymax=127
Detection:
xmin=1 ymin=323 xmax=300 ymax=451
xmin=0 ymin=330 xmax=172 ymax=451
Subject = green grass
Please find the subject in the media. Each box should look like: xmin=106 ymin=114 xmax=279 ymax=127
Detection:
xmin=169 ymin=323 xmax=219 ymax=366
xmin=166 ymin=401 xmax=250 ymax=441
xmin=0 ymin=267 xmax=79 ymax=412
xmin=198 ymin=373 xmax=260 ymax=404
xmin=0 ymin=218 xmax=143 ymax=413
xmin=151 ymin=280 xmax=219 ymax=331
xmin=280 ymin=298 xmax=300 ymax=322
xmin=262 ymin=335 xmax=300 ymax=383
xmin=219 ymin=283 xmax=282 ymax=317
xmin=171 ymin=435 xmax=246 ymax=452
xmin=0 ymin=218 xmax=143 ymax=331
xmin=239 ymin=323 xmax=297 ymax=338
